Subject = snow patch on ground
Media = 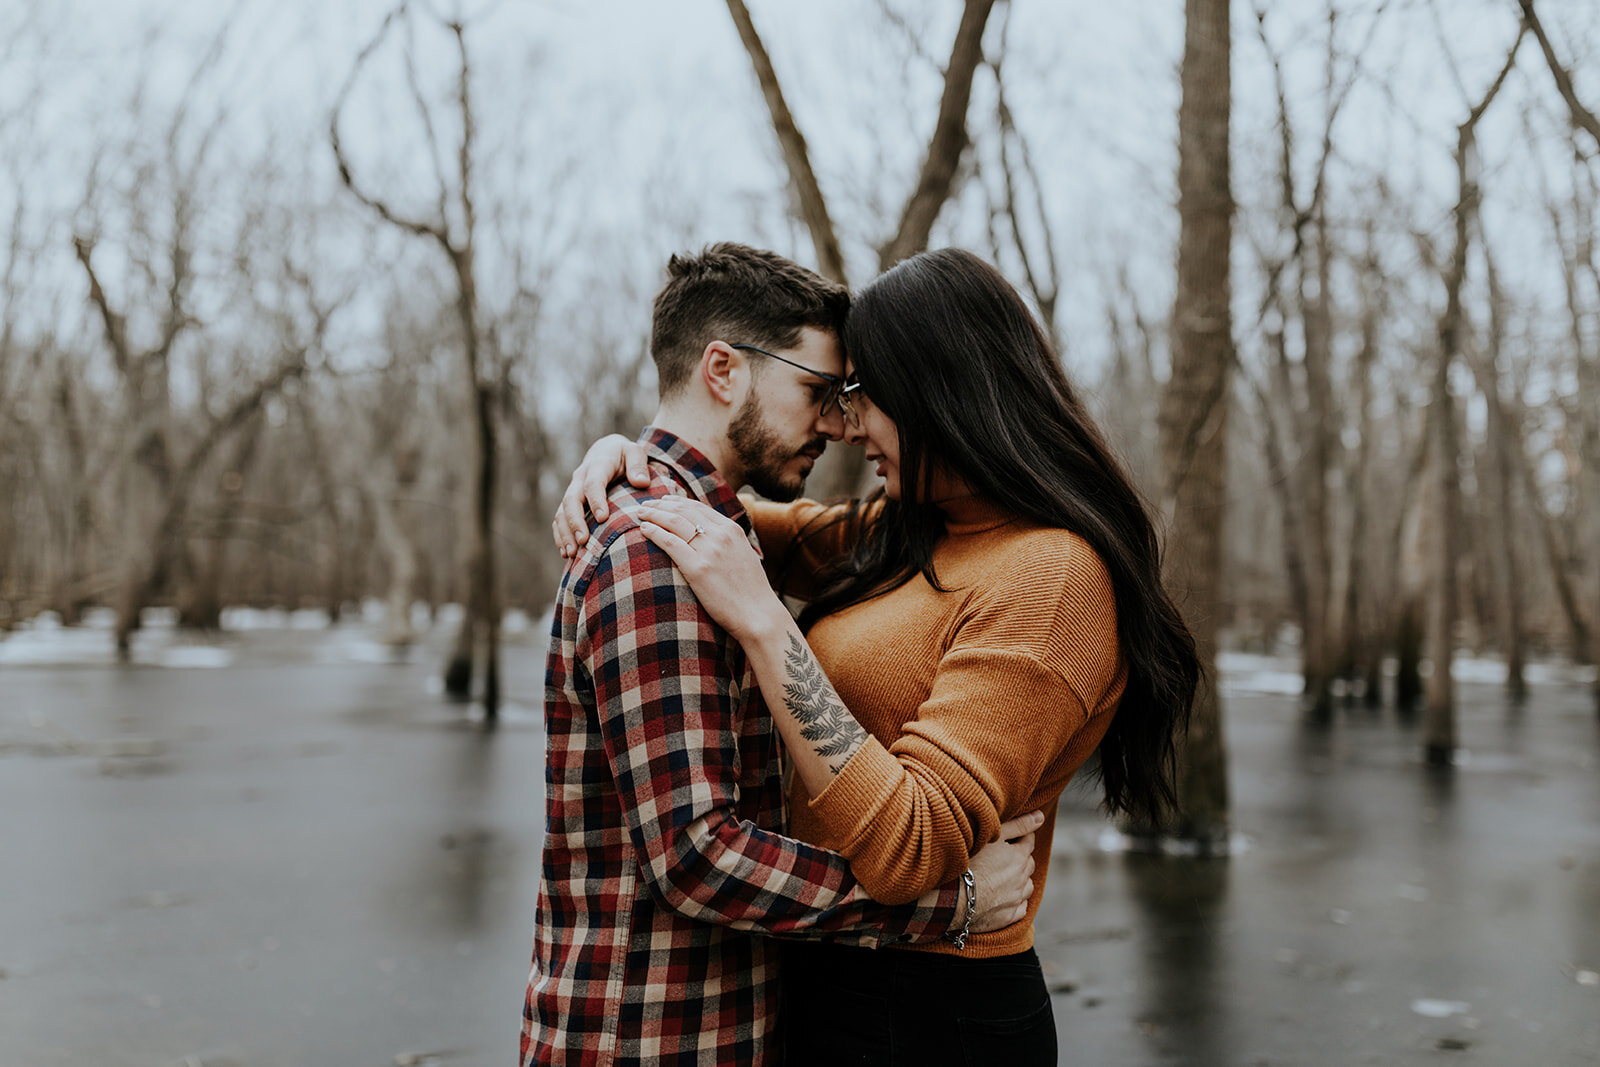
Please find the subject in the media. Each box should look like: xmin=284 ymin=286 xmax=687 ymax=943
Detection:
xmin=0 ymin=623 xmax=232 ymax=669
xmin=1217 ymin=651 xmax=1597 ymax=695
xmin=1218 ymin=652 xmax=1305 ymax=696
xmin=219 ymin=607 xmax=331 ymax=631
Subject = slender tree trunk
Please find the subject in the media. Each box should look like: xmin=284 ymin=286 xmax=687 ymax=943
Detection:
xmin=1340 ymin=237 xmax=1380 ymax=704
xmin=370 ymin=480 xmax=419 ymax=648
xmin=1393 ymin=417 xmax=1431 ymax=714
xmin=1479 ymin=256 xmax=1527 ymax=703
xmin=442 ymin=265 xmax=500 ymax=722
xmin=1421 ymin=355 xmax=1460 ymax=765
xmin=1160 ymin=0 xmax=1234 ymax=850
xmin=1260 ymin=334 xmax=1312 ymax=643
xmin=1420 ymin=27 xmax=1523 ymax=763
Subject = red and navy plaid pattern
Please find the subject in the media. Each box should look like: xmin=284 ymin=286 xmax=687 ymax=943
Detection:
xmin=523 ymin=428 xmax=960 ymax=1067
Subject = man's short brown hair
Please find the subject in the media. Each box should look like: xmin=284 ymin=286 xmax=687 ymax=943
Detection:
xmin=650 ymin=243 xmax=849 ymax=397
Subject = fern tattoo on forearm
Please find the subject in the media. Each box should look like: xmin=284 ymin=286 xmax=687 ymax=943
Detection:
xmin=782 ymin=633 xmax=868 ymax=774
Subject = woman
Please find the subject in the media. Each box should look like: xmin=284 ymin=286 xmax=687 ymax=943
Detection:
xmin=555 ymin=248 xmax=1199 ymax=1064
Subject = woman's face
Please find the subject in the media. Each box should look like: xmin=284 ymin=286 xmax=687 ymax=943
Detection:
xmin=841 ymin=363 xmax=904 ymax=499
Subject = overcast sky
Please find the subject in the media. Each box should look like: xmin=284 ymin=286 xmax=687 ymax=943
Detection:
xmin=6 ymin=0 xmax=1599 ymax=399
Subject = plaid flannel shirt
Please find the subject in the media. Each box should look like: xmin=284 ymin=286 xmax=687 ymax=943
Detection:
xmin=523 ymin=428 xmax=960 ymax=1067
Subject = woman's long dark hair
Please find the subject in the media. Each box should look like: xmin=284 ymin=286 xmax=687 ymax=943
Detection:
xmin=796 ymin=248 xmax=1199 ymax=826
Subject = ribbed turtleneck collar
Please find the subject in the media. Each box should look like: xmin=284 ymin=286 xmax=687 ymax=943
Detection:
xmin=935 ymin=493 xmax=1017 ymax=536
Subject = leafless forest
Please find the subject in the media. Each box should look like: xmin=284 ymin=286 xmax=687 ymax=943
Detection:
xmin=3 ymin=1 xmax=1599 ymax=829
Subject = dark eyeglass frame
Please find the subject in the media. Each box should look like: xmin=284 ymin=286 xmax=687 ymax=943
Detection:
xmin=730 ymin=343 xmax=849 ymax=418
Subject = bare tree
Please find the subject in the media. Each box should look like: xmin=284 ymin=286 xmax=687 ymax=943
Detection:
xmin=1159 ymin=0 xmax=1235 ymax=850
xmin=1521 ymin=0 xmax=1600 ymax=710
xmin=1248 ymin=1 xmax=1387 ymax=717
xmin=331 ymin=4 xmax=501 ymax=719
xmin=71 ymin=47 xmax=309 ymax=657
xmin=725 ymin=0 xmax=1001 ymax=497
xmin=723 ymin=0 xmax=848 ymax=286
xmin=1417 ymin=23 xmax=1524 ymax=764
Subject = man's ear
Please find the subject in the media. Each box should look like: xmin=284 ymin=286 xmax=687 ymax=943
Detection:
xmin=699 ymin=341 xmax=744 ymax=408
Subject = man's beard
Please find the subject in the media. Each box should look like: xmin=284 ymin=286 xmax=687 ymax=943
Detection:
xmin=727 ymin=389 xmax=823 ymax=502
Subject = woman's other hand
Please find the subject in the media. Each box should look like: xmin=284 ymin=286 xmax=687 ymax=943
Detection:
xmin=634 ymin=496 xmax=785 ymax=642
xmin=967 ymin=810 xmax=1043 ymax=934
xmin=554 ymin=435 xmax=652 ymax=558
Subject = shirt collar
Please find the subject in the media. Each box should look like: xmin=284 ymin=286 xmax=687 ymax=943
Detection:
xmin=637 ymin=425 xmax=750 ymax=529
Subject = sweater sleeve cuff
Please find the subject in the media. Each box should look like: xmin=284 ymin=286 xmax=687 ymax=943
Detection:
xmin=806 ymin=737 xmax=904 ymax=856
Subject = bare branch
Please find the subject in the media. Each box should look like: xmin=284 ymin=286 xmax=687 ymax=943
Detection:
xmin=988 ymin=4 xmax=1060 ymax=343
xmin=403 ymin=14 xmax=455 ymax=231
xmin=1519 ymin=0 xmax=1600 ymax=149
xmin=871 ymin=0 xmax=944 ymax=75
xmin=723 ymin=0 xmax=847 ymax=283
xmin=329 ymin=2 xmax=451 ymax=247
xmin=71 ymin=235 xmax=133 ymax=378
xmin=878 ymin=0 xmax=998 ymax=271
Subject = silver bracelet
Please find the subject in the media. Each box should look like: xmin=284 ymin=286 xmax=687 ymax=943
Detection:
xmin=947 ymin=868 xmax=978 ymax=949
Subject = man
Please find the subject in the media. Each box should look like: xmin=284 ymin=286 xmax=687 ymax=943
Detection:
xmin=523 ymin=244 xmax=1028 ymax=1066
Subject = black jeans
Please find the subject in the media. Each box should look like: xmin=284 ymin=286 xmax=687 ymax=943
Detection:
xmin=778 ymin=940 xmax=1057 ymax=1066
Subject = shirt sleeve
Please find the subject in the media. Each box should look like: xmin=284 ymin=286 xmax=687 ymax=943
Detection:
xmin=578 ymin=525 xmax=961 ymax=946
xmin=746 ymin=497 xmax=874 ymax=601
xmin=803 ymin=536 xmax=1126 ymax=903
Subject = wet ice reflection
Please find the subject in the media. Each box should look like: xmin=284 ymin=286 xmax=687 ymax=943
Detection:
xmin=2 ymin=634 xmax=1598 ymax=1065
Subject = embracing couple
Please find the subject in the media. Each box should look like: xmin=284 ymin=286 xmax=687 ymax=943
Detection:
xmin=522 ymin=243 xmax=1199 ymax=1066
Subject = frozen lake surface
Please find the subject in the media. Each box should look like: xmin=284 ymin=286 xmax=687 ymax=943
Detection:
xmin=2 ymin=620 xmax=1597 ymax=1065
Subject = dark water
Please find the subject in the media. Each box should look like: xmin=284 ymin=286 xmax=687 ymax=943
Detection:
xmin=2 ymin=628 xmax=1597 ymax=1066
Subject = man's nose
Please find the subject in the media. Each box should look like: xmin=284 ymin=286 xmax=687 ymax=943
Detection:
xmin=816 ymin=405 xmax=845 ymax=442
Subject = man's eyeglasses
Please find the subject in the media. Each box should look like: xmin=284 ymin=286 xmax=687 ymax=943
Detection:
xmin=730 ymin=343 xmax=851 ymax=422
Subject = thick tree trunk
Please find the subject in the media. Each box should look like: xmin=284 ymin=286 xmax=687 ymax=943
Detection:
xmin=1298 ymin=208 xmax=1337 ymax=719
xmin=1159 ymin=0 xmax=1234 ymax=850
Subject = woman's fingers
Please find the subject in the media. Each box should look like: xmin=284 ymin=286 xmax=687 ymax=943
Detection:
xmin=636 ymin=499 xmax=734 ymax=550
xmin=636 ymin=519 xmax=693 ymax=565
xmin=635 ymin=504 xmax=703 ymax=545
xmin=996 ymin=810 xmax=1046 ymax=842
xmin=639 ymin=495 xmax=728 ymax=528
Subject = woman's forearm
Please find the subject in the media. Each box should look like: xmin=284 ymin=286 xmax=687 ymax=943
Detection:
xmin=742 ymin=608 xmax=869 ymax=798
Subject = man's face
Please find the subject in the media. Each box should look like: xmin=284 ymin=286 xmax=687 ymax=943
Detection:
xmin=727 ymin=327 xmax=846 ymax=501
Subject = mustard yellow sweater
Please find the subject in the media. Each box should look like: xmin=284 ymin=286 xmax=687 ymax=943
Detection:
xmin=749 ymin=495 xmax=1125 ymax=958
